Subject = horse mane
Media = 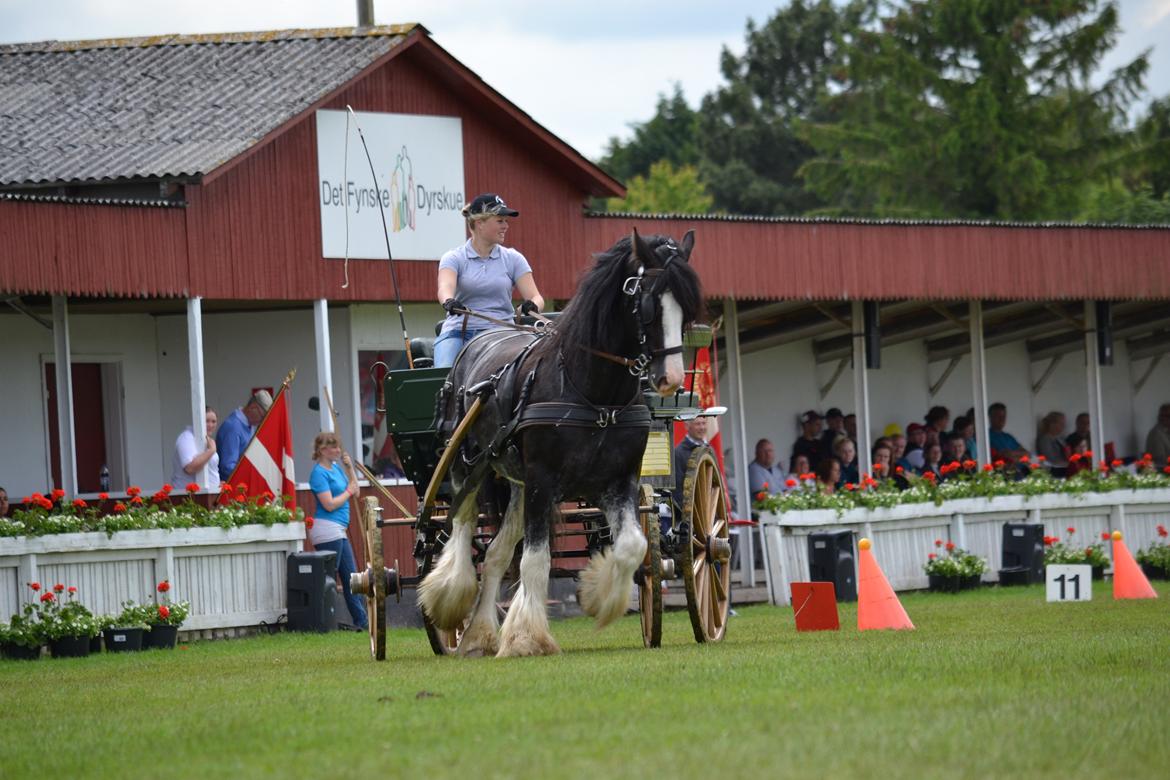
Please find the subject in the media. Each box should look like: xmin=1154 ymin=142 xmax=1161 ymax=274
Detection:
xmin=552 ymin=233 xmax=704 ymax=361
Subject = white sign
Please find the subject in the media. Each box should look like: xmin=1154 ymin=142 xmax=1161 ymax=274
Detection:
xmin=315 ymin=110 xmax=466 ymax=260
xmin=1046 ymin=564 xmax=1093 ymax=602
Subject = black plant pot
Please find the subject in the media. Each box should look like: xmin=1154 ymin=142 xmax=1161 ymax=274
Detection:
xmin=1141 ymin=562 xmax=1169 ymax=580
xmin=143 ymin=624 xmax=179 ymax=649
xmin=1 ymin=641 xmax=42 ymax=660
xmin=928 ymin=574 xmax=963 ymax=593
xmin=1092 ymin=566 xmax=1106 ymax=581
xmin=89 ymin=635 xmax=103 ymax=654
xmin=960 ymin=574 xmax=983 ymax=590
xmin=103 ymin=627 xmax=144 ymax=652
xmin=49 ymin=634 xmax=91 ymax=659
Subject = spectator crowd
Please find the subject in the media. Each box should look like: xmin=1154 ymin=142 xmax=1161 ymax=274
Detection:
xmin=747 ymin=401 xmax=1170 ymax=499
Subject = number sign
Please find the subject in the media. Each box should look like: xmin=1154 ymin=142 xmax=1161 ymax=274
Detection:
xmin=1045 ymin=564 xmax=1093 ymax=602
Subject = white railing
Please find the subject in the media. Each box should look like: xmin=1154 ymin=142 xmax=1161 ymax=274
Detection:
xmin=758 ymin=490 xmax=1170 ymax=605
xmin=0 ymin=523 xmax=305 ymax=632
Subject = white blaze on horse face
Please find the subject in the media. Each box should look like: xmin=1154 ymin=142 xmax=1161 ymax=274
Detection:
xmin=657 ymin=291 xmax=685 ymax=395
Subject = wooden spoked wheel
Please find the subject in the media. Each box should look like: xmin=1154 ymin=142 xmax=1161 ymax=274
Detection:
xmin=366 ymin=524 xmax=387 ymax=661
xmin=679 ymin=447 xmax=731 ymax=643
xmin=637 ymin=484 xmax=663 ymax=648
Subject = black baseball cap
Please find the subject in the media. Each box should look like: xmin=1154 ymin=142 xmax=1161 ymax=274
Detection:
xmin=466 ymin=193 xmax=519 ymax=217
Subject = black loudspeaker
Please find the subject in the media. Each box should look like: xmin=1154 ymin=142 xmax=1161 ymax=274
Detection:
xmin=863 ymin=301 xmax=881 ymax=369
xmin=1095 ymin=300 xmax=1113 ymax=366
xmin=808 ymin=530 xmax=857 ymax=602
xmin=287 ymin=550 xmax=340 ymax=632
xmin=999 ymin=523 xmax=1045 ymax=585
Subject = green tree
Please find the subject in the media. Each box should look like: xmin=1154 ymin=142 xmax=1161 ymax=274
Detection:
xmin=800 ymin=0 xmax=1149 ymax=220
xmin=1132 ymin=97 xmax=1170 ymax=199
xmin=605 ymin=160 xmax=714 ymax=214
xmin=598 ymin=85 xmax=700 ymax=183
xmin=697 ymin=0 xmax=875 ymax=215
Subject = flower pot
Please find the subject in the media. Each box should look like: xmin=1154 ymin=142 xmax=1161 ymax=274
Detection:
xmin=960 ymin=574 xmax=983 ymax=590
xmin=1 ymin=641 xmax=42 ymax=660
xmin=1092 ymin=565 xmax=1105 ymax=581
xmin=1141 ymin=562 xmax=1169 ymax=580
xmin=928 ymin=574 xmax=963 ymax=593
xmin=49 ymin=634 xmax=91 ymax=658
xmin=103 ymin=627 xmax=144 ymax=652
xmin=89 ymin=635 xmax=103 ymax=654
xmin=143 ymin=624 xmax=179 ymax=649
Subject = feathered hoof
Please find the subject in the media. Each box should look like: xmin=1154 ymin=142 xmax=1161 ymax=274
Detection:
xmin=577 ymin=552 xmax=631 ymax=629
xmin=457 ymin=620 xmax=499 ymax=658
xmin=496 ymin=630 xmax=560 ymax=658
xmin=417 ymin=572 xmax=477 ymax=631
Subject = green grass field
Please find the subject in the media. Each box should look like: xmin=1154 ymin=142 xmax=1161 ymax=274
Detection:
xmin=2 ymin=583 xmax=1168 ymax=779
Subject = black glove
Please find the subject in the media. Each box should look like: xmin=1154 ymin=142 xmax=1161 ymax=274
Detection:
xmin=520 ymin=299 xmax=539 ymax=316
xmin=442 ymin=298 xmax=463 ymax=315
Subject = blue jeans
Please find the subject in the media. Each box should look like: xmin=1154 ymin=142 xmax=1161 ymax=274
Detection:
xmin=434 ymin=328 xmax=486 ymax=368
xmin=314 ymin=537 xmax=368 ymax=629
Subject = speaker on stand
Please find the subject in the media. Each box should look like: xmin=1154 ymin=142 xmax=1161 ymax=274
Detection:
xmin=287 ymin=550 xmax=341 ymax=632
xmin=807 ymin=530 xmax=857 ymax=602
xmin=999 ymin=523 xmax=1045 ymax=585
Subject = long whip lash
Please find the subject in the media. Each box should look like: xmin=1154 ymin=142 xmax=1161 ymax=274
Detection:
xmin=341 ymin=110 xmax=351 ymax=289
xmin=345 ymin=105 xmax=414 ymax=369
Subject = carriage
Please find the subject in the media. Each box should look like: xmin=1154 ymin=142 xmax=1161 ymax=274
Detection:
xmin=349 ymin=229 xmax=732 ymax=659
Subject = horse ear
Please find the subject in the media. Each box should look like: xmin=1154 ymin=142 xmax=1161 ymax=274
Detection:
xmin=630 ymin=227 xmax=654 ymax=270
xmin=679 ymin=230 xmax=695 ymax=262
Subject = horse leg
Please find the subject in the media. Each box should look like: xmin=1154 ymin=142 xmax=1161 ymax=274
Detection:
xmin=458 ymin=483 xmax=524 ymax=657
xmin=578 ymin=481 xmax=646 ymax=629
xmin=497 ymin=482 xmax=560 ymax=657
xmin=417 ymin=483 xmax=482 ymax=631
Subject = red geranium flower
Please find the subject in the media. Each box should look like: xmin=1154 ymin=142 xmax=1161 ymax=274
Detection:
xmin=1101 ymin=531 xmax=1111 ymax=541
xmin=29 ymin=582 xmax=41 ymax=591
xmin=305 ymin=516 xmax=315 ymax=530
xmin=1019 ymin=455 xmax=1030 ymax=463
xmin=67 ymin=586 xmax=77 ymax=594
xmin=186 ymin=483 xmax=200 ymax=494
xmin=158 ymin=605 xmax=170 ymax=620
xmin=157 ymin=580 xmax=171 ymax=593
xmin=130 ymin=496 xmax=144 ymax=506
xmin=934 ymin=539 xmax=943 ymax=547
xmin=993 ymin=459 xmax=1005 ymax=469
xmin=1043 ymin=536 xmax=1055 ymax=546
xmin=923 ymin=471 xmax=936 ymax=482
xmin=236 ymin=482 xmax=248 ymax=492
xmin=1142 ymin=452 xmax=1153 ymax=461
xmin=873 ymin=463 xmax=885 ymax=473
xmin=162 ymin=483 xmax=173 ymax=494
xmin=1070 ymin=453 xmax=1081 ymax=463
xmin=1037 ymin=454 xmax=1047 ymax=462
xmin=761 ymin=481 xmax=769 ymax=491
xmin=754 ymin=490 xmax=766 ymax=501
xmin=983 ymin=463 xmax=994 ymax=472
xmin=1157 ymin=525 xmax=1168 ymax=537
xmin=1085 ymin=547 xmax=1095 ymax=556
xmin=113 ymin=502 xmax=127 ymax=512
xmin=51 ymin=488 xmax=65 ymax=500
xmin=40 ymin=592 xmax=54 ymax=603
xmin=945 ymin=541 xmax=955 ymax=552
xmin=98 ymin=492 xmax=109 ymax=501
xmin=785 ymin=478 xmax=797 ymax=488
xmin=53 ymin=583 xmax=64 ymax=593
xmin=1110 ymin=459 xmax=1122 ymax=467
xmin=127 ymin=486 xmax=142 ymax=497
xmin=1164 ymin=466 xmax=1170 ymax=475
xmin=895 ymin=466 xmax=904 ymax=474
xmin=1066 ymin=526 xmax=1076 ymax=535
xmin=72 ymin=498 xmax=87 ymax=509
xmin=928 ymin=553 xmax=937 ymax=560
xmin=1084 ymin=449 xmax=1093 ymax=459
xmin=962 ymin=459 xmax=976 ymax=470
xmin=844 ymin=482 xmax=856 ymax=491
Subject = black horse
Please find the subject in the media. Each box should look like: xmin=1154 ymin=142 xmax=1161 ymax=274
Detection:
xmin=416 ymin=229 xmax=702 ymax=656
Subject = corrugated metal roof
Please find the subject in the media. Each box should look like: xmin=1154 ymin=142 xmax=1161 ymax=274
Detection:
xmin=0 ymin=25 xmax=418 ymax=186
xmin=0 ymin=191 xmax=184 ymax=208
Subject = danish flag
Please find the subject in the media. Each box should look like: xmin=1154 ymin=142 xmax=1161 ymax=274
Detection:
xmin=222 ymin=384 xmax=296 ymax=508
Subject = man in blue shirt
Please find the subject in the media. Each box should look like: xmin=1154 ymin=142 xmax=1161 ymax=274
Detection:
xmin=216 ymin=390 xmax=273 ymax=483
xmin=987 ymin=402 xmax=1030 ymax=463
xmin=748 ymin=438 xmax=787 ymax=501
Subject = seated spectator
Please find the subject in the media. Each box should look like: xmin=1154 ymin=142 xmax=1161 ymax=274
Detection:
xmin=834 ymin=435 xmax=859 ymax=488
xmin=843 ymin=413 xmax=858 ymax=444
xmin=1145 ymin=403 xmax=1170 ymax=466
xmin=1035 ymin=411 xmax=1070 ymax=475
xmin=1066 ymin=412 xmax=1091 ymax=449
xmin=0 ymin=486 xmax=8 ymax=517
xmin=790 ymin=410 xmax=824 ymax=473
xmin=953 ymin=415 xmax=977 ymax=461
xmin=919 ymin=442 xmax=943 ymax=479
xmin=925 ymin=405 xmax=950 ymax=439
xmin=901 ymin=423 xmax=927 ymax=470
xmin=987 ymin=402 xmax=1030 ymax=463
xmin=819 ymin=407 xmax=846 ymax=461
xmin=792 ymin=453 xmax=813 ymax=484
xmin=749 ymin=438 xmax=787 ymax=497
xmin=889 ymin=433 xmax=907 ymax=468
xmin=1065 ymin=433 xmax=1092 ymax=477
xmin=941 ymin=432 xmax=967 ymax=466
xmin=871 ymin=442 xmax=893 ymax=481
xmin=815 ymin=457 xmax=841 ymax=495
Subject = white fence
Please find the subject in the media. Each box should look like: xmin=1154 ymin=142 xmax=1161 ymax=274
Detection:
xmin=758 ymin=490 xmax=1170 ymax=605
xmin=0 ymin=524 xmax=305 ymax=632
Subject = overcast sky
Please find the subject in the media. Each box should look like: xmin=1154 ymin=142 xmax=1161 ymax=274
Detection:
xmin=2 ymin=0 xmax=1168 ymax=161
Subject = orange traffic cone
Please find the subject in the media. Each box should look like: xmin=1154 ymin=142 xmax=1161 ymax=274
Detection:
xmin=857 ymin=538 xmax=914 ymax=630
xmin=1111 ymin=531 xmax=1158 ymax=600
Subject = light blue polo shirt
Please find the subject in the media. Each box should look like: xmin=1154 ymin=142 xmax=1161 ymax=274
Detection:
xmin=438 ymin=240 xmax=532 ymax=334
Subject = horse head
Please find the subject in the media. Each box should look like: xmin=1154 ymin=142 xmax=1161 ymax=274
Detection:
xmin=629 ymin=228 xmax=701 ymax=396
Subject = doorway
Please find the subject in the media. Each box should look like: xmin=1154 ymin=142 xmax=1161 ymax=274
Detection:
xmin=44 ymin=361 xmax=127 ymax=493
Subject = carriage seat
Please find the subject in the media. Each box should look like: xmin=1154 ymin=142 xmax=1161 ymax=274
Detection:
xmin=410 ymin=337 xmax=435 ymax=368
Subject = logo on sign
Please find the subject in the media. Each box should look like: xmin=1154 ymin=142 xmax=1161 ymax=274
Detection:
xmin=390 ymin=146 xmax=415 ymax=233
